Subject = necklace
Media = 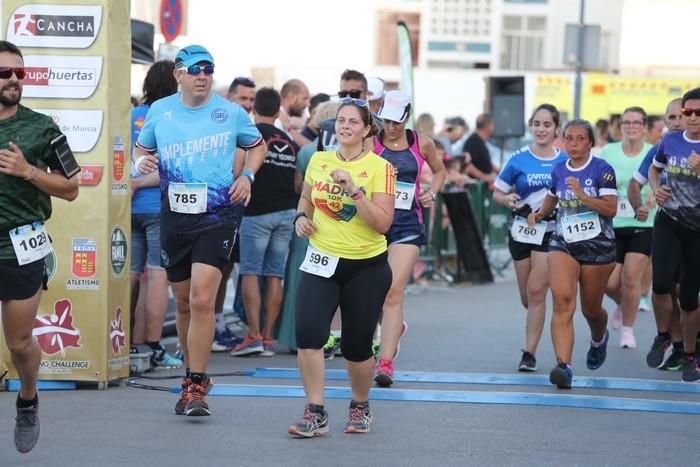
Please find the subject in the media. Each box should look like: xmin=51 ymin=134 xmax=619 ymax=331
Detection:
xmin=337 ymin=149 xmax=364 ymax=162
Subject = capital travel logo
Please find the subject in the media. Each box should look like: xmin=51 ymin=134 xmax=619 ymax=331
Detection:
xmin=22 ymin=55 xmax=103 ymax=100
xmin=7 ymin=4 xmax=102 ymax=48
xmin=36 ymin=109 xmax=103 ymax=153
xmin=33 ymin=299 xmax=82 ymax=356
xmin=110 ymin=307 xmax=126 ymax=354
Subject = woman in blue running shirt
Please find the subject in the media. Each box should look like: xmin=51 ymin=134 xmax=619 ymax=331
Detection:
xmin=493 ymin=104 xmax=567 ymax=373
xmin=528 ymin=119 xmax=618 ymax=389
xmin=372 ymin=90 xmax=446 ymax=387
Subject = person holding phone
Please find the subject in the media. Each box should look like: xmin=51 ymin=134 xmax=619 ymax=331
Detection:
xmin=0 ymin=40 xmax=79 ymax=453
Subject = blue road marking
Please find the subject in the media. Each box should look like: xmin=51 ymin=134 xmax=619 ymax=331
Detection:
xmin=6 ymin=379 xmax=77 ymax=391
xmin=248 ymin=368 xmax=700 ymax=394
xmin=173 ymin=383 xmax=700 ymax=415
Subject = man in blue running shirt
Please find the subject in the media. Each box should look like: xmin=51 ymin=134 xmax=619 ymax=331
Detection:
xmin=135 ymin=45 xmax=266 ymax=416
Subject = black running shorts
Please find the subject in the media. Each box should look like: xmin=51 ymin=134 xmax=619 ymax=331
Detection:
xmin=0 ymin=258 xmax=47 ymax=301
xmin=160 ymin=226 xmax=237 ymax=283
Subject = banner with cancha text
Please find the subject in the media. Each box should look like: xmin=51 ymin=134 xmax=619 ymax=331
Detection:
xmin=0 ymin=0 xmax=131 ymax=383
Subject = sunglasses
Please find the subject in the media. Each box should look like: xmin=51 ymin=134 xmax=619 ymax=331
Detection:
xmin=0 ymin=67 xmax=26 ymax=79
xmin=680 ymin=107 xmax=700 ymax=117
xmin=179 ymin=64 xmax=215 ymax=76
xmin=339 ymin=97 xmax=368 ymax=107
xmin=338 ymin=90 xmax=363 ymax=99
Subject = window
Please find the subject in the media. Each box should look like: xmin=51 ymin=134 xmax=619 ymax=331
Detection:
xmin=500 ymin=15 xmax=546 ymax=70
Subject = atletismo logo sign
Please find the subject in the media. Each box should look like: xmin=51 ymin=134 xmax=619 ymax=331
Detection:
xmin=7 ymin=4 xmax=102 ymax=48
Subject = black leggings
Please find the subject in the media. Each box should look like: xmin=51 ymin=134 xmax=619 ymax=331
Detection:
xmin=651 ymin=211 xmax=700 ymax=312
xmin=295 ymin=251 xmax=392 ymax=362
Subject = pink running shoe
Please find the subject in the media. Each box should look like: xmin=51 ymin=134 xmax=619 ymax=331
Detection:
xmin=374 ymin=358 xmax=394 ymax=387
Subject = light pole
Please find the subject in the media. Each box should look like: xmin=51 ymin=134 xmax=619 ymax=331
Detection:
xmin=573 ymin=0 xmax=586 ymax=119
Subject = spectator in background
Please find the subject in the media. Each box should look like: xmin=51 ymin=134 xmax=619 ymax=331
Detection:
xmin=366 ymin=76 xmax=385 ymax=115
xmin=646 ymin=116 xmax=664 ymax=145
xmin=301 ymin=93 xmax=331 ymax=141
xmin=608 ymin=114 xmax=622 ymax=143
xmin=278 ymin=79 xmax=311 ymax=147
xmin=129 ymin=60 xmax=182 ymax=369
xmin=276 ymin=100 xmax=341 ymax=352
xmin=231 ymin=88 xmax=299 ymax=357
xmin=415 ymin=113 xmax=436 ymax=137
xmin=463 ymin=113 xmax=498 ymax=182
xmin=210 ymin=76 xmax=259 ymax=353
xmin=591 ymin=119 xmax=609 ymax=156
xmin=226 ymin=76 xmax=256 ymax=114
xmin=439 ymin=116 xmax=469 ymax=158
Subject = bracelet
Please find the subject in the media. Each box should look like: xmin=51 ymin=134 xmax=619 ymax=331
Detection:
xmin=350 ymin=187 xmax=365 ymax=200
xmin=24 ymin=166 xmax=37 ymax=181
xmin=429 ymin=190 xmax=437 ymax=201
xmin=293 ymin=212 xmax=308 ymax=225
xmin=241 ymin=169 xmax=255 ymax=183
xmin=134 ymin=155 xmax=147 ymax=172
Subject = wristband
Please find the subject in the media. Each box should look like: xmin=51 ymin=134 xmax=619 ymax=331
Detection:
xmin=24 ymin=166 xmax=37 ymax=181
xmin=429 ymin=190 xmax=437 ymax=201
xmin=241 ymin=169 xmax=255 ymax=183
xmin=134 ymin=155 xmax=147 ymax=172
xmin=293 ymin=212 xmax=308 ymax=225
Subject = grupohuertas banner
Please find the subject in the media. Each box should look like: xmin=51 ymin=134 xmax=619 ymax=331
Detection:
xmin=396 ymin=20 xmax=415 ymax=129
xmin=0 ymin=0 xmax=131 ymax=384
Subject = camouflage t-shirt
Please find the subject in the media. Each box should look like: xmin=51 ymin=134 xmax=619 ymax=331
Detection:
xmin=0 ymin=105 xmax=62 ymax=260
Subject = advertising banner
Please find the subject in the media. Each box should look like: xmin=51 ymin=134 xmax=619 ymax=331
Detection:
xmin=0 ymin=0 xmax=131 ymax=384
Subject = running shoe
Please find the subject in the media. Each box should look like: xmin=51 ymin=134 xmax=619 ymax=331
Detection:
xmin=14 ymin=397 xmax=39 ymax=453
xmin=230 ymin=336 xmax=264 ymax=356
xmin=660 ymin=348 xmax=684 ymax=371
xmin=586 ymin=329 xmax=609 ymax=370
xmin=549 ymin=363 xmax=573 ymax=389
xmin=374 ymin=358 xmax=394 ymax=387
xmin=151 ymin=344 xmax=183 ymax=369
xmin=288 ymin=404 xmax=329 ymax=438
xmin=394 ymin=321 xmax=409 ymax=360
xmin=260 ymin=338 xmax=276 ymax=357
xmin=518 ymin=350 xmax=537 ymax=372
xmin=323 ymin=335 xmax=341 ymax=361
xmin=174 ymin=344 xmax=184 ymax=362
xmin=638 ymin=296 xmax=651 ymax=312
xmin=175 ymin=377 xmax=213 ymax=415
xmin=344 ymin=401 xmax=373 ymax=434
xmin=646 ymin=334 xmax=671 ymax=368
xmin=185 ymin=381 xmax=212 ymax=416
xmin=211 ymin=325 xmax=240 ymax=352
xmin=611 ymin=306 xmax=622 ymax=330
xmin=619 ymin=329 xmax=637 ymax=349
xmin=681 ymin=355 xmax=700 ymax=383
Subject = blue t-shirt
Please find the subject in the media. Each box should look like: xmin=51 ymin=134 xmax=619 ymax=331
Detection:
xmin=632 ymin=143 xmax=658 ymax=185
xmin=131 ymin=104 xmax=160 ymax=214
xmin=548 ymin=155 xmax=617 ymax=246
xmin=652 ymin=131 xmax=700 ymax=231
xmin=494 ymin=145 xmax=568 ymax=211
xmin=136 ymin=93 xmax=262 ymax=231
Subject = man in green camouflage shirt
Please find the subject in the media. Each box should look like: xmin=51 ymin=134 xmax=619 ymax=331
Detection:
xmin=0 ymin=40 xmax=79 ymax=454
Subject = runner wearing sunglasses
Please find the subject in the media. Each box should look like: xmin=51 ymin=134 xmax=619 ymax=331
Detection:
xmin=648 ymin=87 xmax=700 ymax=383
xmin=289 ymin=98 xmax=395 ymax=437
xmin=628 ymin=98 xmax=685 ymax=371
xmin=372 ymin=90 xmax=446 ymax=387
xmin=135 ymin=45 xmax=267 ymax=416
xmin=0 ymin=40 xmax=79 ymax=453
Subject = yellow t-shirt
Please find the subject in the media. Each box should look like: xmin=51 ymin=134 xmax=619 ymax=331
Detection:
xmin=305 ymin=150 xmax=396 ymax=259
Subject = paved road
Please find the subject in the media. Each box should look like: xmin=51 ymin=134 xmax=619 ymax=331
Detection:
xmin=1 ymin=275 xmax=698 ymax=466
